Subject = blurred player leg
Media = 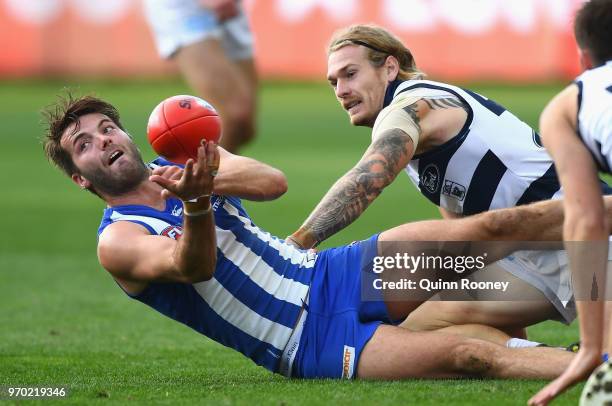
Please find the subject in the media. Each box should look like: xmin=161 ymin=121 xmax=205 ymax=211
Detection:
xmin=144 ymin=0 xmax=257 ymax=153
xmin=357 ymin=324 xmax=573 ymax=380
xmin=175 ymin=38 xmax=257 ymax=152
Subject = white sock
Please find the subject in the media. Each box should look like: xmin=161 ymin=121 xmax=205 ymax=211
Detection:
xmin=506 ymin=338 xmax=543 ymax=348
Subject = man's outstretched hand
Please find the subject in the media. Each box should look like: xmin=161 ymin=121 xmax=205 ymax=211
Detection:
xmin=150 ymin=141 xmax=220 ymax=202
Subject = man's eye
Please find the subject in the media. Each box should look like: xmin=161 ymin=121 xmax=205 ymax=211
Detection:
xmin=347 ymin=71 xmax=356 ymax=78
xmin=79 ymin=141 xmax=89 ymax=151
xmin=103 ymin=126 xmax=114 ymax=134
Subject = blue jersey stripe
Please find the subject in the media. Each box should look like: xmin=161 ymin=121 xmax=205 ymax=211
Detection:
xmin=463 ymin=150 xmax=507 ymax=215
xmin=134 ymin=282 xmax=282 ymax=371
xmin=516 ymin=164 xmax=560 ymax=206
xmin=214 ymin=204 xmax=314 ymax=286
xmin=214 ymin=255 xmax=301 ymax=328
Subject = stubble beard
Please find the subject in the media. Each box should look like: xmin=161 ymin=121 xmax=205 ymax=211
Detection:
xmin=81 ymin=144 xmax=149 ymax=197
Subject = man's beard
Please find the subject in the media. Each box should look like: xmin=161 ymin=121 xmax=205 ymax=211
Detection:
xmin=81 ymin=145 xmax=149 ymax=197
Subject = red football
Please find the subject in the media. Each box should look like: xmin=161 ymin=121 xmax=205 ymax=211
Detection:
xmin=147 ymin=95 xmax=221 ymax=164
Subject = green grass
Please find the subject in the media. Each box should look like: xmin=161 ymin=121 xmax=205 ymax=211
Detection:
xmin=0 ymin=79 xmax=584 ymax=404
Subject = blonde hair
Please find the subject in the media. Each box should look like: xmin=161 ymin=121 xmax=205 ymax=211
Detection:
xmin=328 ymin=24 xmax=425 ymax=81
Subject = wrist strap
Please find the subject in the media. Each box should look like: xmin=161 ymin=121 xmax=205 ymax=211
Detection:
xmin=183 ymin=195 xmax=212 ymax=217
xmin=184 ymin=204 xmax=212 ymax=217
xmin=185 ymin=194 xmax=211 ymax=203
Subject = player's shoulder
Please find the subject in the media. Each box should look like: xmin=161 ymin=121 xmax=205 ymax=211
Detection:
xmin=393 ymin=79 xmax=460 ymax=99
xmin=98 ymin=220 xmax=151 ymax=249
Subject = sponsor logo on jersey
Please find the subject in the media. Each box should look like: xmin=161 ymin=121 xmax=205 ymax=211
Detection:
xmin=442 ymin=180 xmax=466 ymax=201
xmin=161 ymin=225 xmax=183 ymax=240
xmin=212 ymin=195 xmax=225 ymax=211
xmin=342 ymin=345 xmax=355 ymax=379
xmin=421 ymin=164 xmax=440 ymax=194
xmin=171 ymin=205 xmax=183 ymax=217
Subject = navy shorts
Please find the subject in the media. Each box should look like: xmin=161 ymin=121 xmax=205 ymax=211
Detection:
xmin=291 ymin=234 xmax=391 ymax=379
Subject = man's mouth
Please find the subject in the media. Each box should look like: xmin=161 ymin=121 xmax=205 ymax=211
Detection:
xmin=108 ymin=150 xmax=124 ymax=166
xmin=344 ymin=100 xmax=361 ymax=114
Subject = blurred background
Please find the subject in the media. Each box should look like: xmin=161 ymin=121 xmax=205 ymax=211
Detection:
xmin=0 ymin=0 xmax=583 ymax=80
xmin=0 ymin=0 xmax=589 ymax=404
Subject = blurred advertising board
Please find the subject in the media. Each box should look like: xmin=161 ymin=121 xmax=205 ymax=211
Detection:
xmin=0 ymin=0 xmax=584 ymax=80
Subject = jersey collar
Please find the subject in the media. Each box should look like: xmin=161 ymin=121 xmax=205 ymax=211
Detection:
xmin=383 ymin=79 xmax=403 ymax=108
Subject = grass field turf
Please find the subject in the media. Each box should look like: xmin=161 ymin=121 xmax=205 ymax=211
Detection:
xmin=0 ymin=79 xmax=585 ymax=405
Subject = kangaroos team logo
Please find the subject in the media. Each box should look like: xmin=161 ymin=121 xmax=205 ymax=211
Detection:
xmin=421 ymin=164 xmax=440 ymax=194
xmin=161 ymin=226 xmax=183 ymax=240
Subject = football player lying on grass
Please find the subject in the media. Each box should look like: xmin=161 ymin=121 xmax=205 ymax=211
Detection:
xmin=42 ymin=94 xmax=604 ymax=381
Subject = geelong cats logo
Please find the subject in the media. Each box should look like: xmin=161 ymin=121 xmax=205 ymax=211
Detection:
xmin=421 ymin=164 xmax=440 ymax=194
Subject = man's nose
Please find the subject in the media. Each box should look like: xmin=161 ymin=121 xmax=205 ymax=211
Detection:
xmin=98 ymin=135 xmax=112 ymax=149
xmin=335 ymin=80 xmax=350 ymax=99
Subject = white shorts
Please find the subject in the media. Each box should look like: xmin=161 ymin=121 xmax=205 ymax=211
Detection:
xmin=433 ymin=251 xmax=577 ymax=325
xmin=496 ymin=251 xmax=576 ymax=324
xmin=143 ymin=0 xmax=254 ymax=60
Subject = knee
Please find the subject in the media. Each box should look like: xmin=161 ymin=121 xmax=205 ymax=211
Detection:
xmin=451 ymin=339 xmax=499 ymax=377
xmin=224 ymin=95 xmax=256 ymax=143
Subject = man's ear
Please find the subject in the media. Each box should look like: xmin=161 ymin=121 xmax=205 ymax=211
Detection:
xmin=385 ymin=55 xmax=400 ymax=82
xmin=71 ymin=173 xmax=91 ymax=190
xmin=579 ymin=48 xmax=595 ymax=70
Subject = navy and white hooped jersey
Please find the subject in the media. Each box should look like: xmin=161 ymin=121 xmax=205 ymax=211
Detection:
xmin=575 ymin=61 xmax=612 ymax=173
xmin=97 ymin=158 xmax=315 ymax=373
xmin=382 ymin=79 xmax=560 ymax=215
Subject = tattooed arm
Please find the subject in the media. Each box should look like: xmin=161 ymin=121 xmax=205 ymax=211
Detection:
xmin=289 ymin=125 xmax=418 ymax=249
xmin=288 ymin=95 xmax=469 ymax=248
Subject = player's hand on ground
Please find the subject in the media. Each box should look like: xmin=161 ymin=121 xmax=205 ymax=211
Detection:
xmin=150 ymin=141 xmax=220 ymax=201
xmin=200 ymin=0 xmax=239 ymax=21
xmin=528 ymin=347 xmax=602 ymax=406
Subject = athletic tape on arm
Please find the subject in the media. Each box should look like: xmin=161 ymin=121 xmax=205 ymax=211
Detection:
xmin=372 ymin=94 xmax=421 ymax=148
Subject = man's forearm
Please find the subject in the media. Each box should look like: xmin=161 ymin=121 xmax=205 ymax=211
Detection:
xmin=214 ymin=155 xmax=287 ymax=201
xmin=175 ymin=197 xmax=217 ymax=282
xmin=293 ymin=166 xmax=375 ymax=248
xmin=293 ymin=128 xmax=415 ymax=248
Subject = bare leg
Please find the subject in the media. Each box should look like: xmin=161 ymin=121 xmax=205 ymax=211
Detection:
xmin=403 ymin=300 xmax=556 ymax=338
xmin=435 ymin=324 xmax=511 ymax=346
xmin=401 ymin=265 xmax=561 ymax=334
xmin=174 ymin=38 xmax=257 ymax=152
xmin=357 ymin=325 xmax=574 ymax=380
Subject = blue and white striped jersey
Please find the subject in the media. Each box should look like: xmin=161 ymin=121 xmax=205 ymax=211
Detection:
xmin=97 ymin=159 xmax=315 ymax=373
xmin=382 ymin=79 xmax=560 ymax=215
xmin=576 ymin=61 xmax=612 ymax=173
